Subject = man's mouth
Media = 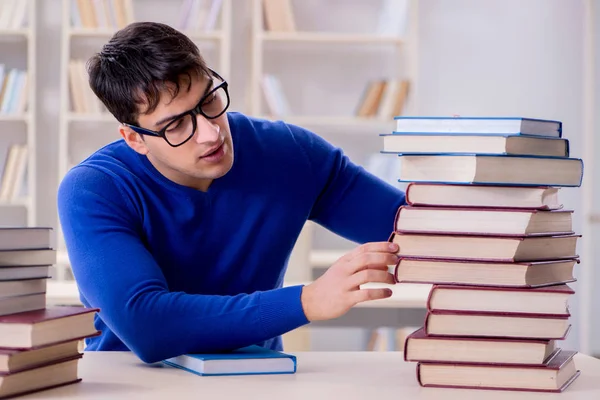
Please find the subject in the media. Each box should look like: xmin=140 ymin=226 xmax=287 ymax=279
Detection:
xmin=200 ymin=142 xmax=223 ymax=158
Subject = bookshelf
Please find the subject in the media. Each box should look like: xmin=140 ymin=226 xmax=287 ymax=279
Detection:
xmin=0 ymin=0 xmax=36 ymax=226
xmin=248 ymin=0 xmax=419 ymax=280
xmin=55 ymin=0 xmax=232 ymax=279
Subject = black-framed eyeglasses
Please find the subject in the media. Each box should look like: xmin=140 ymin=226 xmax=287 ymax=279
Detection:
xmin=123 ymin=68 xmax=230 ymax=147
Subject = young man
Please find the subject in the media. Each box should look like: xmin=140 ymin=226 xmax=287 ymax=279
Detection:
xmin=57 ymin=22 xmax=405 ymax=364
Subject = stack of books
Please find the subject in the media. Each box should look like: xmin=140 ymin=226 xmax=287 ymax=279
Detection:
xmin=380 ymin=116 xmax=584 ymax=393
xmin=0 ymin=227 xmax=99 ymax=399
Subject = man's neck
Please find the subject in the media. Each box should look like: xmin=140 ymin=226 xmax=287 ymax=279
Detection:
xmin=146 ymin=153 xmax=213 ymax=192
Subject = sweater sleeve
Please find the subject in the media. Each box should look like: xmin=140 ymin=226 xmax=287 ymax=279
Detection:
xmin=57 ymin=166 xmax=309 ymax=364
xmin=288 ymin=123 xmax=406 ymax=243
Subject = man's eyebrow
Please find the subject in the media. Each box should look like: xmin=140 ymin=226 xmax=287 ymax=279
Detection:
xmin=153 ymin=76 xmax=214 ymax=128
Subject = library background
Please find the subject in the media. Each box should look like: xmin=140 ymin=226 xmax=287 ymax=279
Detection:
xmin=0 ymin=0 xmax=598 ymax=357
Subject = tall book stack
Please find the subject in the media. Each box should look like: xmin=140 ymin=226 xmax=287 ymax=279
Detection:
xmin=0 ymin=227 xmax=99 ymax=399
xmin=380 ymin=116 xmax=584 ymax=393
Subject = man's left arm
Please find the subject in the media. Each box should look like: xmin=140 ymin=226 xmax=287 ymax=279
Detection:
xmin=289 ymin=123 xmax=405 ymax=243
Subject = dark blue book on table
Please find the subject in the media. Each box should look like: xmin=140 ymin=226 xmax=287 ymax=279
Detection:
xmin=393 ymin=116 xmax=562 ymax=138
xmin=162 ymin=345 xmax=297 ymax=376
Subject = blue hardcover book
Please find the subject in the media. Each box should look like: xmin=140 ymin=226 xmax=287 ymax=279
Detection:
xmin=393 ymin=116 xmax=562 ymax=138
xmin=162 ymin=345 xmax=297 ymax=376
xmin=396 ymin=154 xmax=584 ymax=187
xmin=379 ymin=133 xmax=569 ymax=158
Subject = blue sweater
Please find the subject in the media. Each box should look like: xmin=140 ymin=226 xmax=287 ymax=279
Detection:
xmin=57 ymin=112 xmax=405 ymax=363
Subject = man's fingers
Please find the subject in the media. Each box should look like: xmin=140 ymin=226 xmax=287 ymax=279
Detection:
xmin=352 ymin=288 xmax=393 ymax=304
xmin=345 ymin=252 xmax=399 ymax=274
xmin=337 ymin=242 xmax=399 ymax=263
xmin=348 ymin=269 xmax=395 ymax=289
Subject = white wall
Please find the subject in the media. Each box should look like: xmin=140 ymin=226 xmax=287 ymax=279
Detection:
xmin=25 ymin=0 xmax=589 ymax=349
xmin=417 ymin=0 xmax=586 ymax=351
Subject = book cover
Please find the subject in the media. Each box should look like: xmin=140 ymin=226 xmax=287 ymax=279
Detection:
xmin=163 ymin=345 xmax=297 ymax=376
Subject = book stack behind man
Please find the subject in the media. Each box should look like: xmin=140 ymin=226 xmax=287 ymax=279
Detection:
xmin=380 ymin=116 xmax=583 ymax=393
xmin=0 ymin=226 xmax=99 ymax=399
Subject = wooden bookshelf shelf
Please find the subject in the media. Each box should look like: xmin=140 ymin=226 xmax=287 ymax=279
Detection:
xmin=0 ymin=197 xmax=30 ymax=207
xmin=0 ymin=28 xmax=29 ymax=38
xmin=0 ymin=114 xmax=30 ymax=122
xmin=260 ymin=31 xmax=404 ymax=45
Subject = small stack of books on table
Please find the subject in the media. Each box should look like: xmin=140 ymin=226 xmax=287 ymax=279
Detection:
xmin=0 ymin=227 xmax=99 ymax=399
xmin=381 ymin=116 xmax=583 ymax=393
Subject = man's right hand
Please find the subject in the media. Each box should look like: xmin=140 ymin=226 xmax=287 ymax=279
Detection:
xmin=300 ymin=241 xmax=399 ymax=322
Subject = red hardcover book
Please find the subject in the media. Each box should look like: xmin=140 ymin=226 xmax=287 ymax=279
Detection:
xmin=0 ymin=332 xmax=100 ymax=374
xmin=0 ymin=306 xmax=99 ymax=349
xmin=0 ymin=354 xmax=83 ymax=399
xmin=426 ymin=283 xmax=574 ymax=316
xmin=416 ymin=349 xmax=580 ymax=392
xmin=404 ymin=182 xmax=562 ymax=210
xmin=388 ymin=232 xmax=580 ymax=262
xmin=404 ymin=327 xmax=561 ymax=366
xmin=393 ymin=205 xmax=574 ymax=237
xmin=393 ymin=256 xmax=578 ymax=287
xmin=424 ymin=309 xmax=571 ymax=340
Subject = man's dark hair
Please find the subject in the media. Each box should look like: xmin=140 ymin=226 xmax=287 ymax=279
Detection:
xmin=87 ymin=22 xmax=211 ymax=125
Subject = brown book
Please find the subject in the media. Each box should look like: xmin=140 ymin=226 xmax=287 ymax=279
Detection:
xmin=0 ymin=338 xmax=84 ymax=374
xmin=0 ymin=266 xmax=50 ymax=281
xmin=389 ymin=232 xmax=580 ymax=262
xmin=424 ymin=310 xmax=571 ymax=340
xmin=417 ymin=350 xmax=580 ymax=392
xmin=0 ymin=249 xmax=56 ymax=266
xmin=382 ymin=133 xmax=568 ymax=157
xmin=404 ymin=183 xmax=562 ymax=210
xmin=397 ymin=154 xmax=583 ymax=187
xmin=356 ymin=80 xmax=386 ymax=117
xmin=0 ymin=278 xmax=46 ymax=298
xmin=0 ymin=293 xmax=45 ymax=317
xmin=0 ymin=306 xmax=99 ymax=349
xmin=427 ymin=284 xmax=574 ymax=316
xmin=394 ymin=206 xmax=573 ymax=236
xmin=394 ymin=257 xmax=577 ymax=287
xmin=0 ymin=354 xmax=82 ymax=399
xmin=405 ymin=327 xmax=560 ymax=366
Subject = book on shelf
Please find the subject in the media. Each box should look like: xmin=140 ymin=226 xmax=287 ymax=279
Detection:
xmin=176 ymin=0 xmax=223 ymax=32
xmin=0 ymin=0 xmax=28 ymax=30
xmin=396 ymin=154 xmax=584 ymax=187
xmin=394 ymin=206 xmax=573 ymax=236
xmin=261 ymin=74 xmax=291 ymax=117
xmin=356 ymin=79 xmax=409 ymax=119
xmin=381 ymin=133 xmax=569 ymax=157
xmin=426 ymin=284 xmax=573 ymax=316
xmin=0 ymin=143 xmax=28 ymax=202
xmin=163 ymin=345 xmax=297 ymax=376
xmin=416 ymin=350 xmax=579 ymax=393
xmin=394 ymin=257 xmax=577 ymax=288
xmin=262 ymin=0 xmax=295 ymax=32
xmin=403 ymin=183 xmax=562 ymax=210
xmin=404 ymin=327 xmax=560 ymax=366
xmin=70 ymin=0 xmax=134 ymax=30
xmin=0 ymin=66 xmax=28 ymax=115
xmin=68 ymin=59 xmax=105 ymax=115
xmin=394 ymin=116 xmax=562 ymax=137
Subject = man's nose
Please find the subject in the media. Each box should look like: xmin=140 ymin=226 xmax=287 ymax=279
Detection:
xmin=195 ymin=115 xmax=220 ymax=144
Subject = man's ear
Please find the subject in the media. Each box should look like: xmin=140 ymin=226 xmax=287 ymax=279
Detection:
xmin=119 ymin=125 xmax=149 ymax=155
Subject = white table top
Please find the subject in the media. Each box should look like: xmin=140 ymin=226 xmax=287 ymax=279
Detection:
xmin=21 ymin=351 xmax=600 ymax=399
